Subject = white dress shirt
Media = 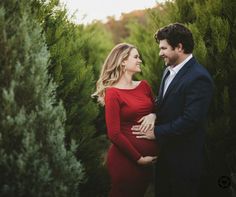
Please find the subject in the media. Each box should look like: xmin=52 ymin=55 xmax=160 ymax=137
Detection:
xmin=163 ymin=54 xmax=193 ymax=96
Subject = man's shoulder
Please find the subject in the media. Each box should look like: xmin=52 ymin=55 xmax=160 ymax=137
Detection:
xmin=188 ymin=59 xmax=211 ymax=78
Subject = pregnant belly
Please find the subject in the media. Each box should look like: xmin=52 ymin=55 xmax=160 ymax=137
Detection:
xmin=126 ymin=134 xmax=159 ymax=156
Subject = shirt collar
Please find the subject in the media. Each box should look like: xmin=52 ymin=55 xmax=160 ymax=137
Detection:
xmin=167 ymin=54 xmax=193 ymax=74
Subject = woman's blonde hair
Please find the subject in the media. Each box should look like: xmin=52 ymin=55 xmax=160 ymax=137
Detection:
xmin=92 ymin=43 xmax=135 ymax=105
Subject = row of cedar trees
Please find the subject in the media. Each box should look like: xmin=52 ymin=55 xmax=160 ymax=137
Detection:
xmin=0 ymin=0 xmax=235 ymax=197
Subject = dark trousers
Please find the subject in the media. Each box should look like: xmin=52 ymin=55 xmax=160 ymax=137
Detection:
xmin=154 ymin=159 xmax=200 ymax=197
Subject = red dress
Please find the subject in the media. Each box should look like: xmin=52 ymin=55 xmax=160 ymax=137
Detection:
xmin=105 ymin=80 xmax=158 ymax=197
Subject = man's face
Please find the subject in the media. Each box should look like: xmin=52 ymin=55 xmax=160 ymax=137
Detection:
xmin=159 ymin=39 xmax=179 ymax=66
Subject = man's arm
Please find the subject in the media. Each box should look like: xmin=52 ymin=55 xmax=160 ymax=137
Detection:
xmin=154 ymin=76 xmax=213 ymax=138
xmin=132 ymin=76 xmax=213 ymax=140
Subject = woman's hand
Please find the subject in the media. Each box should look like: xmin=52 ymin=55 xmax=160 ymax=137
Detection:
xmin=137 ymin=113 xmax=156 ymax=133
xmin=137 ymin=156 xmax=158 ymax=165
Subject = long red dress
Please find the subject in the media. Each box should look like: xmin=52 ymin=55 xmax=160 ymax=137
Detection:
xmin=105 ymin=80 xmax=158 ymax=197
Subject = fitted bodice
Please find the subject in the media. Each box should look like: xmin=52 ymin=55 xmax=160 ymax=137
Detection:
xmin=105 ymin=80 xmax=158 ymax=159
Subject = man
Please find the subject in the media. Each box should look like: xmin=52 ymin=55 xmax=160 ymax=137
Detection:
xmin=132 ymin=23 xmax=214 ymax=197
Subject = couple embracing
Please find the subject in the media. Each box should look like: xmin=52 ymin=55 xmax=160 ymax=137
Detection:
xmin=92 ymin=23 xmax=214 ymax=197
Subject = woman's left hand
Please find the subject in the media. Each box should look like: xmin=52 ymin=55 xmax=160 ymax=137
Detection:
xmin=136 ymin=113 xmax=156 ymax=133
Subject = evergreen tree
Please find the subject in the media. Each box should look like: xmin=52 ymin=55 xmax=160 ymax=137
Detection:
xmin=125 ymin=3 xmax=176 ymax=93
xmin=31 ymin=1 xmax=114 ymax=196
xmin=0 ymin=1 xmax=84 ymax=196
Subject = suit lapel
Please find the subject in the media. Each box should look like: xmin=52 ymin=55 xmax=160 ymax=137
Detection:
xmin=158 ymin=68 xmax=169 ymax=99
xmin=159 ymin=57 xmax=196 ymax=105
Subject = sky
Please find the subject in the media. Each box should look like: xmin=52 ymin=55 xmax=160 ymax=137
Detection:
xmin=60 ymin=0 xmax=166 ymax=24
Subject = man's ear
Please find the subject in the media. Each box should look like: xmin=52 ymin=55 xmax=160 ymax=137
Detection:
xmin=177 ymin=43 xmax=184 ymax=52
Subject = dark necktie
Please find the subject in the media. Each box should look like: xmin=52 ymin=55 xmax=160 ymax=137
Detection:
xmin=159 ymin=70 xmax=170 ymax=98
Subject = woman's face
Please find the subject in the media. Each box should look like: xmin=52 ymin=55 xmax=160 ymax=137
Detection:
xmin=124 ymin=48 xmax=142 ymax=74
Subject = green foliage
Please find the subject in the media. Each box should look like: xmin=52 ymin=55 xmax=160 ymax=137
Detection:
xmin=125 ymin=19 xmax=162 ymax=93
xmin=175 ymin=0 xmax=196 ymax=23
xmin=80 ymin=22 xmax=114 ymax=77
xmin=188 ymin=24 xmax=207 ymax=64
xmin=209 ymin=17 xmax=230 ymax=53
xmin=0 ymin=1 xmax=84 ymax=196
xmin=32 ymin=1 xmax=113 ymax=196
xmin=124 ymin=3 xmax=177 ymax=93
xmin=1 ymin=0 xmax=235 ymax=196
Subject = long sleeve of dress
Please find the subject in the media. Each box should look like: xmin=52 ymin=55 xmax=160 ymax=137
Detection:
xmin=105 ymin=89 xmax=141 ymax=161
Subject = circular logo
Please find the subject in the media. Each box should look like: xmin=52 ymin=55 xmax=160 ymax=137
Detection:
xmin=218 ymin=176 xmax=231 ymax=188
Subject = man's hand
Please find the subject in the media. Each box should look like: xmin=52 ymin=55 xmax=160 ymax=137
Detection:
xmin=137 ymin=113 xmax=156 ymax=133
xmin=131 ymin=125 xmax=156 ymax=140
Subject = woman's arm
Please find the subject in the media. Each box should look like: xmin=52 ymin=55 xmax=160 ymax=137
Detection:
xmin=105 ymin=89 xmax=141 ymax=161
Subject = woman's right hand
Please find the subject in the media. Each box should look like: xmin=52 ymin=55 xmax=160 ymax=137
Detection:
xmin=137 ymin=156 xmax=158 ymax=165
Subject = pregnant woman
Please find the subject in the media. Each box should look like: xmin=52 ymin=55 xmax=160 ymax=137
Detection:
xmin=92 ymin=43 xmax=158 ymax=197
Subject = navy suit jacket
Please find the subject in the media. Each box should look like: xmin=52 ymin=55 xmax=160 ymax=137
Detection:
xmin=154 ymin=57 xmax=214 ymax=179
